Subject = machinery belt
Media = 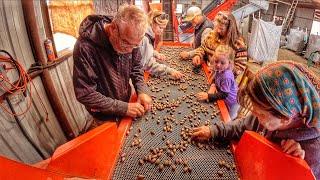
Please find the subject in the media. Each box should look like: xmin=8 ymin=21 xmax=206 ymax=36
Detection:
xmin=112 ymin=46 xmax=238 ymax=180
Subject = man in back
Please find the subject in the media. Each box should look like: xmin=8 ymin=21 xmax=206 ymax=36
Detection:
xmin=180 ymin=6 xmax=213 ymax=60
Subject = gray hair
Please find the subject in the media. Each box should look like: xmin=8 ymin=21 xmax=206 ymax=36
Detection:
xmin=114 ymin=4 xmax=148 ymax=37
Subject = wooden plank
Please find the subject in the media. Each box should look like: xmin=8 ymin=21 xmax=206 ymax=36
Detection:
xmin=10 ymin=0 xmax=35 ymax=68
xmin=66 ymin=56 xmax=91 ymax=122
xmin=10 ymin=88 xmax=54 ymax=158
xmin=0 ymin=1 xmax=12 ymax=52
xmin=12 ymin=88 xmax=55 ymax=157
xmin=33 ymin=0 xmax=48 ymax=60
xmin=57 ymin=59 xmax=88 ymax=132
xmin=0 ymin=134 xmax=21 ymax=161
xmin=54 ymin=61 xmax=81 ymax=134
xmin=65 ymin=57 xmax=90 ymax=129
xmin=0 ymin=1 xmax=19 ymax=82
xmin=6 ymin=0 xmax=26 ymax=67
xmin=30 ymin=77 xmax=67 ymax=144
xmin=7 ymin=77 xmax=68 ymax=160
xmin=3 ymin=0 xmax=24 ymax=67
xmin=0 ymin=100 xmax=42 ymax=164
xmin=48 ymin=68 xmax=80 ymax=135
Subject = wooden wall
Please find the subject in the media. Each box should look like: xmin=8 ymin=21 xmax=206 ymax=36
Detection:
xmin=48 ymin=57 xmax=91 ymax=137
xmin=0 ymin=0 xmax=92 ymax=164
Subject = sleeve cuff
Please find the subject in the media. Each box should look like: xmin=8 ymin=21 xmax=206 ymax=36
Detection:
xmin=115 ymin=100 xmax=128 ymax=116
xmin=189 ymin=50 xmax=196 ymax=58
xmin=208 ymin=93 xmax=216 ymax=102
xmin=136 ymin=85 xmax=147 ymax=95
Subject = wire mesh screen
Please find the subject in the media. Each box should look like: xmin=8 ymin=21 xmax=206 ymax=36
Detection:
xmin=112 ymin=46 xmax=238 ymax=180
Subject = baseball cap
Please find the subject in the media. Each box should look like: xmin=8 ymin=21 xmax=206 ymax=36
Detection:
xmin=183 ymin=6 xmax=202 ymax=22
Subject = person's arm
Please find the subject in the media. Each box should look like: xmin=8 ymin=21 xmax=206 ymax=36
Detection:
xmin=133 ymin=43 xmax=152 ymax=111
xmin=210 ymin=114 xmax=262 ymax=140
xmin=130 ymin=48 xmax=147 ymax=94
xmin=208 ymin=91 xmax=228 ymax=102
xmin=194 ymin=45 xmax=205 ymax=59
xmin=187 ymin=28 xmax=212 ymax=58
xmin=208 ymin=76 xmax=233 ymax=102
xmin=194 ymin=30 xmax=216 ymax=59
xmin=145 ymin=56 xmax=175 ymax=76
xmin=234 ymin=38 xmax=248 ymax=76
xmin=201 ymin=28 xmax=211 ymax=43
xmin=140 ymin=37 xmax=174 ymax=76
xmin=188 ymin=49 xmax=196 ymax=58
xmin=73 ymin=45 xmax=127 ymax=116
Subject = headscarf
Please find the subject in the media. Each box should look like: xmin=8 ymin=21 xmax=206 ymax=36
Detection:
xmin=248 ymin=61 xmax=320 ymax=128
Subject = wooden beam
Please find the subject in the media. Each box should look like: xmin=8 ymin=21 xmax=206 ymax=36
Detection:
xmin=21 ymin=0 xmax=75 ymax=140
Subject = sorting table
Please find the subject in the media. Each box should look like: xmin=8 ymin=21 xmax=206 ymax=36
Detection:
xmin=112 ymin=46 xmax=238 ymax=180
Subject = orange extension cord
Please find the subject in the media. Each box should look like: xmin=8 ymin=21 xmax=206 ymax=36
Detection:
xmin=0 ymin=50 xmax=48 ymax=119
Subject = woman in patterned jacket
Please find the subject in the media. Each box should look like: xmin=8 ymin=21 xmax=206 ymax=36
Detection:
xmin=192 ymin=11 xmax=248 ymax=77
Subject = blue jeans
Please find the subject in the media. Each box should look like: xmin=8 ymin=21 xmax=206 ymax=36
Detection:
xmin=228 ymin=103 xmax=240 ymax=120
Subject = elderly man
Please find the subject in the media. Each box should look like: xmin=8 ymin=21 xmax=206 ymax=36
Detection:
xmin=73 ymin=5 xmax=152 ymax=127
xmin=180 ymin=6 xmax=213 ymax=60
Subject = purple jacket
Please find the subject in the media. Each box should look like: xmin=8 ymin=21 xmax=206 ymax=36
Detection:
xmin=210 ymin=115 xmax=320 ymax=178
xmin=214 ymin=69 xmax=238 ymax=109
xmin=73 ymin=15 xmax=146 ymax=120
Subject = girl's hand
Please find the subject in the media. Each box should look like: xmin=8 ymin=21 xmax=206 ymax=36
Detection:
xmin=281 ymin=139 xmax=305 ymax=159
xmin=196 ymin=92 xmax=209 ymax=101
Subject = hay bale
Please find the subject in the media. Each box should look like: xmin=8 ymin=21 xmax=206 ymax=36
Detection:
xmin=48 ymin=1 xmax=93 ymax=37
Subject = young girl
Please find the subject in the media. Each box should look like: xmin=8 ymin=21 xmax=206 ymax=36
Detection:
xmin=196 ymin=45 xmax=239 ymax=120
xmin=140 ymin=10 xmax=183 ymax=79
xmin=192 ymin=61 xmax=320 ymax=178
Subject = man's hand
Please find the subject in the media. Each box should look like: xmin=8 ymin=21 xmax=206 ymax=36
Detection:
xmin=281 ymin=139 xmax=305 ymax=159
xmin=192 ymin=55 xmax=202 ymax=66
xmin=157 ymin=53 xmax=166 ymax=62
xmin=196 ymin=92 xmax=209 ymax=101
xmin=126 ymin=103 xmax=145 ymax=118
xmin=180 ymin=51 xmax=190 ymax=60
xmin=170 ymin=70 xmax=184 ymax=79
xmin=138 ymin=93 xmax=152 ymax=111
xmin=191 ymin=126 xmax=211 ymax=141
